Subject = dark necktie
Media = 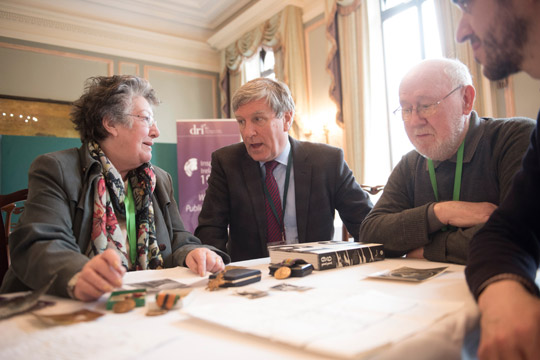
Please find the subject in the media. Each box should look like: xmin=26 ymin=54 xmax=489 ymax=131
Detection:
xmin=264 ymin=161 xmax=283 ymax=244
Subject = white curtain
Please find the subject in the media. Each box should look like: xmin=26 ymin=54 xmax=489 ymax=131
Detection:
xmin=434 ymin=0 xmax=500 ymax=117
xmin=325 ymin=0 xmax=390 ymax=185
xmin=219 ymin=13 xmax=279 ymax=119
xmin=219 ymin=5 xmax=309 ymax=138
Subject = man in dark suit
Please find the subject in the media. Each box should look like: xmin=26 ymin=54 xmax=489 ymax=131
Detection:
xmin=195 ymin=78 xmax=372 ymax=261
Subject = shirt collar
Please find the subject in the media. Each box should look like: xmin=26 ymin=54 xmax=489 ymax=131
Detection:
xmin=461 ymin=111 xmax=484 ymax=163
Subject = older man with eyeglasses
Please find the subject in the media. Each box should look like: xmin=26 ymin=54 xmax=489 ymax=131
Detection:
xmin=359 ymin=58 xmax=534 ymax=265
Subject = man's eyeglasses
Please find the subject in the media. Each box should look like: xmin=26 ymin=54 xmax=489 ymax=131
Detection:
xmin=127 ymin=114 xmax=157 ymax=127
xmin=393 ymin=85 xmax=464 ymax=122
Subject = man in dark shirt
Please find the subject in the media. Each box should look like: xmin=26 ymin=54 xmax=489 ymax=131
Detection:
xmin=453 ymin=0 xmax=540 ymax=358
xmin=360 ymin=58 xmax=533 ymax=265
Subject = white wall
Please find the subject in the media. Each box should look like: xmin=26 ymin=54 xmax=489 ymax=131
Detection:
xmin=513 ymin=72 xmax=540 ymax=120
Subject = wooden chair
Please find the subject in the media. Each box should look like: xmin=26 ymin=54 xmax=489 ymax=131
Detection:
xmin=342 ymin=184 xmax=385 ymax=241
xmin=360 ymin=184 xmax=385 ymax=196
xmin=0 ymin=189 xmax=28 ymax=281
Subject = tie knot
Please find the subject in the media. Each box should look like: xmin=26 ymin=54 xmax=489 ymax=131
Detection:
xmin=265 ymin=160 xmax=279 ymax=173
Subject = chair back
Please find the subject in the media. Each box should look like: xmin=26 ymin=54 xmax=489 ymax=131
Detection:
xmin=0 ymin=189 xmax=28 ymax=281
xmin=342 ymin=184 xmax=385 ymax=242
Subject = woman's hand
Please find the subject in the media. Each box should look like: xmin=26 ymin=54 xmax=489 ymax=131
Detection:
xmin=185 ymin=248 xmax=226 ymax=276
xmin=73 ymin=249 xmax=125 ymax=302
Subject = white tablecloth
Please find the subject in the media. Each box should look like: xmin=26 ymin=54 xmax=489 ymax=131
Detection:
xmin=0 ymin=257 xmax=479 ymax=360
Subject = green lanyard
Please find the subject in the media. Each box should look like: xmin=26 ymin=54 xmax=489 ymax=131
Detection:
xmin=427 ymin=140 xmax=465 ymax=231
xmin=125 ymin=181 xmax=137 ymax=264
xmin=263 ymin=151 xmax=293 ymax=240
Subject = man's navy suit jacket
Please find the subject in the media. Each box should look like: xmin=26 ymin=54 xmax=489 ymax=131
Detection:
xmin=195 ymin=137 xmax=373 ymax=261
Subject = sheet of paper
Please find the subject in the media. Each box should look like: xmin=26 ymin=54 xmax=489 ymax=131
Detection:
xmin=0 ymin=318 xmax=180 ymax=360
xmin=122 ymin=266 xmax=208 ymax=287
xmin=182 ymin=289 xmax=463 ymax=359
xmin=122 ymin=278 xmax=189 ymax=293
xmin=368 ymin=266 xmax=449 ymax=282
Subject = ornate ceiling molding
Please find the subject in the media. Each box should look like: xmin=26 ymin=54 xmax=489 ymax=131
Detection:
xmin=207 ymin=0 xmax=322 ymax=51
xmin=0 ymin=3 xmax=221 ymax=72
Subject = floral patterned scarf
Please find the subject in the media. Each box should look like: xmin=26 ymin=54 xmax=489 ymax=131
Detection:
xmin=87 ymin=141 xmax=164 ymax=271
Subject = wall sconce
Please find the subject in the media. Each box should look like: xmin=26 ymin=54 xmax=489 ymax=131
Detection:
xmin=304 ymin=107 xmax=338 ymax=145
xmin=322 ymin=124 xmax=329 ymax=144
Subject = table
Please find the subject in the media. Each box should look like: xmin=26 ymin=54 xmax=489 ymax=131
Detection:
xmin=0 ymin=258 xmax=479 ymax=360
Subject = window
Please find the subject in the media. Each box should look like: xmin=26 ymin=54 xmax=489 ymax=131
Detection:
xmin=259 ymin=48 xmax=275 ymax=79
xmin=380 ymin=0 xmax=443 ymax=167
xmin=245 ymin=47 xmax=275 ymax=81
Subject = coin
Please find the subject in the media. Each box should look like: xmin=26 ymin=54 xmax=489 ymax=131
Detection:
xmin=146 ymin=308 xmax=168 ymax=316
xmin=112 ymin=298 xmax=136 ymax=313
xmin=274 ymin=266 xmax=291 ymax=280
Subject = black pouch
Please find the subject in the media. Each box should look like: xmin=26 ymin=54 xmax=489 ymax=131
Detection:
xmin=209 ymin=268 xmax=262 ymax=287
